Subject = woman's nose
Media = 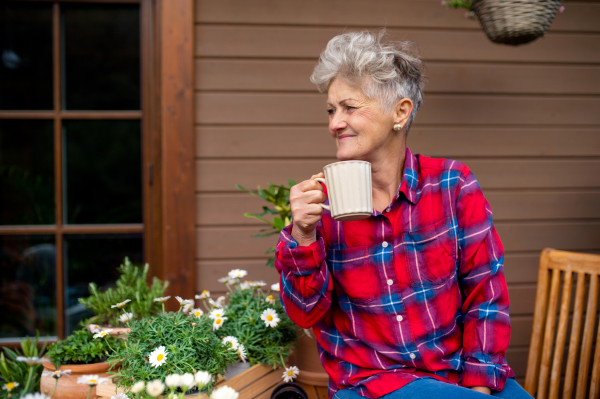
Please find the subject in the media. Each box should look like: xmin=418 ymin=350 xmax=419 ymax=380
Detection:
xmin=329 ymin=113 xmax=347 ymax=133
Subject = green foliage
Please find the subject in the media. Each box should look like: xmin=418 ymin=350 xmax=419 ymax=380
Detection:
xmin=218 ymin=284 xmax=298 ymax=369
xmin=45 ymin=329 xmax=124 ymax=368
xmin=78 ymin=258 xmax=169 ymax=326
xmin=0 ymin=333 xmax=47 ymax=399
xmin=109 ymin=311 xmax=238 ymax=397
xmin=237 ymin=180 xmax=296 ymax=267
xmin=442 ymin=0 xmax=476 ymax=18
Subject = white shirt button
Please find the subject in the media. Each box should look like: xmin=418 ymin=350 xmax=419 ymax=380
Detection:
xmin=396 ymin=315 xmax=403 ymax=321
xmin=387 ymin=279 xmax=394 ymax=286
xmin=385 ymin=207 xmax=391 ymax=213
xmin=409 ymin=353 xmax=416 ymax=359
xmin=382 ymin=241 xmax=389 ymax=248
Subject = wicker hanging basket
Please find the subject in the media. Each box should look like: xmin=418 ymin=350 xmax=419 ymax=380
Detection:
xmin=471 ymin=0 xmax=562 ymax=45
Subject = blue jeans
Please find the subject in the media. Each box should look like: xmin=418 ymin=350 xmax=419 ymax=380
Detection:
xmin=333 ymin=378 xmax=533 ymax=399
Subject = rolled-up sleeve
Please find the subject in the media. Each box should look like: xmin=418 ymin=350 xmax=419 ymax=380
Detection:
xmin=456 ymin=168 xmax=513 ymax=391
xmin=274 ymin=223 xmax=333 ymax=329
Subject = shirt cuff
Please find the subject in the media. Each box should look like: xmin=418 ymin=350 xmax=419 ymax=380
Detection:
xmin=276 ymin=227 xmax=326 ymax=276
xmin=462 ymin=359 xmax=511 ymax=391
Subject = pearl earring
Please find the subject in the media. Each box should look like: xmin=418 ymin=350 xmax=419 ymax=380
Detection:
xmin=393 ymin=123 xmax=403 ymax=131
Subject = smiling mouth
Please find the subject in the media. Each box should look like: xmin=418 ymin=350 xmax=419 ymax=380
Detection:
xmin=337 ymin=134 xmax=355 ymax=140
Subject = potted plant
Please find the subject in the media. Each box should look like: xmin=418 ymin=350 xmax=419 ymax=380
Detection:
xmin=78 ymin=258 xmax=169 ymax=336
xmin=0 ymin=333 xmax=47 ymax=399
xmin=442 ymin=0 xmax=563 ymax=45
xmin=40 ymin=328 xmax=124 ymax=399
xmin=107 ymin=307 xmax=239 ymax=397
xmin=238 ymin=181 xmax=329 ymax=386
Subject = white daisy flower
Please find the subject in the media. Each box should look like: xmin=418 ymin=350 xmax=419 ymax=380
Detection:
xmin=16 ymin=356 xmax=43 ymax=366
xmin=260 ymin=308 xmax=280 ymax=328
xmin=249 ymin=281 xmax=266 ymax=287
xmin=209 ymin=308 xmax=226 ymax=320
xmin=130 ymin=381 xmax=145 ymax=394
xmin=265 ymin=295 xmax=276 ymax=305
xmin=271 ymin=282 xmax=280 ymax=291
xmin=194 ymin=371 xmax=212 ymax=387
xmin=222 ymin=336 xmax=239 ymax=350
xmin=120 ymin=312 xmax=133 ymax=323
xmin=165 ymin=374 xmax=182 ymax=388
xmin=146 ymin=380 xmax=165 ymax=397
xmin=111 ymin=299 xmax=131 ymax=309
xmin=77 ymin=375 xmax=109 ymax=386
xmin=182 ymin=303 xmax=193 ymax=313
xmin=218 ymin=276 xmax=233 ymax=284
xmin=228 ymin=269 xmax=247 ymax=279
xmin=149 ymin=346 xmax=168 ymax=368
xmin=191 ymin=308 xmax=204 ymax=318
xmin=208 ymin=296 xmax=226 ymax=308
xmin=180 ymin=373 xmax=195 ymax=389
xmin=22 ymin=394 xmax=50 ymax=399
xmin=111 ymin=394 xmax=129 ymax=399
xmin=42 ymin=369 xmax=71 ymax=379
xmin=93 ymin=330 xmax=112 ymax=339
xmin=212 ymin=316 xmax=227 ymax=331
xmin=196 ymin=290 xmax=210 ymax=299
xmin=239 ymin=282 xmax=250 ymax=290
xmin=154 ymin=296 xmax=171 ymax=303
xmin=303 ymin=328 xmax=313 ymax=339
xmin=238 ymin=344 xmax=247 ymax=363
xmin=88 ymin=324 xmax=101 ymax=333
xmin=210 ymin=385 xmax=239 ymax=399
xmin=2 ymin=382 xmax=19 ymax=391
xmin=282 ymin=366 xmax=299 ymax=383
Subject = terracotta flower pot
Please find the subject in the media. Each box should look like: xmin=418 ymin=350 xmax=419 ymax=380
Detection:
xmin=40 ymin=361 xmax=114 ymax=399
xmin=288 ymin=333 xmax=329 ymax=387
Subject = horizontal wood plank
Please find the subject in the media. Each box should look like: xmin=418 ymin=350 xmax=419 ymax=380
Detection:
xmin=196 ymin=223 xmax=600 ymax=258
xmin=195 ymin=25 xmax=600 ymax=63
xmin=506 ymin=347 xmax=529 ymax=377
xmin=196 ymin=159 xmax=600 ymax=192
xmin=196 ymin=93 xmax=600 ymax=125
xmin=197 ymin=259 xmax=280 ymax=292
xmin=196 ymin=191 xmax=600 ymax=226
xmin=195 ymin=0 xmax=600 ymax=33
xmin=196 ymin=126 xmax=600 ymax=158
xmin=196 ymin=59 xmax=600 ymax=95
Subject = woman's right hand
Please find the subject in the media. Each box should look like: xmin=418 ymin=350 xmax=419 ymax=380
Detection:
xmin=290 ymin=172 xmax=327 ymax=246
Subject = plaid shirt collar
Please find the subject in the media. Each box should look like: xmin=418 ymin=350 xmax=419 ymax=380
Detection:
xmin=396 ymin=146 xmax=419 ymax=205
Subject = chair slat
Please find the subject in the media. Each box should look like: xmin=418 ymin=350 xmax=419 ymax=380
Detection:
xmin=576 ymin=274 xmax=599 ymax=399
xmin=549 ymin=270 xmax=573 ymax=399
xmin=538 ymin=268 xmax=562 ymax=399
xmin=589 ymin=308 xmax=600 ymax=399
xmin=563 ymin=272 xmax=587 ymax=399
xmin=525 ymin=250 xmax=553 ymax=395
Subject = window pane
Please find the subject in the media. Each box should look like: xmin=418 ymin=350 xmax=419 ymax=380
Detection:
xmin=0 ymin=2 xmax=53 ymax=110
xmin=0 ymin=120 xmax=55 ymax=225
xmin=63 ymin=4 xmax=140 ymax=110
xmin=64 ymin=234 xmax=142 ymax=335
xmin=0 ymin=235 xmax=56 ymax=339
xmin=64 ymin=120 xmax=142 ymax=224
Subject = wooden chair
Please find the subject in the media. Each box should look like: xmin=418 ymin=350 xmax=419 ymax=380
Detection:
xmin=525 ymin=249 xmax=600 ymax=399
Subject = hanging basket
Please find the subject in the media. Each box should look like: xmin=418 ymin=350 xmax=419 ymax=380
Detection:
xmin=471 ymin=0 xmax=562 ymax=45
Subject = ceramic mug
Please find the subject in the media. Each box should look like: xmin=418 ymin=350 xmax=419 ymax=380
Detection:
xmin=314 ymin=160 xmax=373 ymax=222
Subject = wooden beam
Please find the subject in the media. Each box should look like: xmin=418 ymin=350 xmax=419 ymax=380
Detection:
xmin=158 ymin=0 xmax=196 ymax=304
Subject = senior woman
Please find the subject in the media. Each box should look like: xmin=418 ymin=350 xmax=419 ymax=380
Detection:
xmin=274 ymin=31 xmax=532 ymax=399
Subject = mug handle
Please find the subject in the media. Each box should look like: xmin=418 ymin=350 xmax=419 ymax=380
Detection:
xmin=313 ymin=177 xmax=331 ymax=211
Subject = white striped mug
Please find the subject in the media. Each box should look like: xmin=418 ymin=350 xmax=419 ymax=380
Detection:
xmin=314 ymin=160 xmax=373 ymax=222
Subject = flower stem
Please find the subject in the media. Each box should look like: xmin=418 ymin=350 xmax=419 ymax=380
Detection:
xmin=22 ymin=365 xmax=35 ymax=394
xmin=49 ymin=378 xmax=58 ymax=398
xmin=280 ymin=353 xmax=286 ymax=369
xmin=85 ymin=386 xmax=93 ymax=399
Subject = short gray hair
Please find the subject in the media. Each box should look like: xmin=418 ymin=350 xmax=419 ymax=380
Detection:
xmin=310 ymin=30 xmax=426 ymax=132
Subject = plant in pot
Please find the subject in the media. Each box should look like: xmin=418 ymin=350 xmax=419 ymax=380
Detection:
xmin=41 ymin=328 xmax=125 ymax=399
xmin=78 ymin=258 xmax=169 ymax=336
xmin=238 ymin=182 xmax=329 ymax=386
xmin=0 ymin=333 xmax=47 ymax=399
xmin=202 ymin=269 xmax=299 ymax=383
xmin=107 ymin=306 xmax=239 ymax=398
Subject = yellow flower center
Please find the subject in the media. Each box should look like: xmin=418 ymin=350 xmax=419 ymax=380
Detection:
xmin=268 ymin=295 xmax=273 ymax=300
xmin=157 ymin=354 xmax=164 ymax=361
xmin=226 ymin=343 xmax=232 ymax=348
xmin=287 ymin=371 xmax=293 ymax=376
xmin=216 ymin=319 xmax=222 ymax=324
xmin=6 ymin=382 xmax=15 ymax=390
xmin=195 ymin=312 xmax=200 ymax=316
xmin=267 ymin=315 xmax=273 ymax=321
xmin=89 ymin=379 xmax=97 ymax=384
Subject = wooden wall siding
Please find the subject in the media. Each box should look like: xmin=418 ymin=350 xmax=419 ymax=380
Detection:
xmin=194 ymin=0 xmax=600 ymax=381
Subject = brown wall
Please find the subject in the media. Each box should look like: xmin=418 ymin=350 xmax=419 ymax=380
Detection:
xmin=194 ymin=0 xmax=600 ymax=381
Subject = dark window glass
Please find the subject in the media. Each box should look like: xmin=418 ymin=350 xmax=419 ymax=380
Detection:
xmin=0 ymin=235 xmax=56 ymax=339
xmin=0 ymin=120 xmax=55 ymax=225
xmin=64 ymin=234 xmax=142 ymax=334
xmin=0 ymin=2 xmax=53 ymax=110
xmin=64 ymin=120 xmax=141 ymax=224
xmin=62 ymin=4 xmax=140 ymax=110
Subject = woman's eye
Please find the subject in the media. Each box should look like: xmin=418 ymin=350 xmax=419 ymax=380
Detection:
xmin=327 ymin=109 xmax=335 ymax=116
xmin=346 ymin=105 xmax=355 ymax=111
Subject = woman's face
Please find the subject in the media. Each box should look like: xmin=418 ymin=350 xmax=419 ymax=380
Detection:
xmin=327 ymin=78 xmax=398 ymax=162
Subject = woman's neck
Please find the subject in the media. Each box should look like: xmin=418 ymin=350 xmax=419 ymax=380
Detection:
xmin=370 ymin=141 xmax=406 ymax=212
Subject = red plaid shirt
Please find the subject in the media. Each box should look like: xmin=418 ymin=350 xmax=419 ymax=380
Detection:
xmin=275 ymin=147 xmax=514 ymax=398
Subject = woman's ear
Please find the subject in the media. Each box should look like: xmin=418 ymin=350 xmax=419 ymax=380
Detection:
xmin=393 ymin=98 xmax=413 ymax=127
